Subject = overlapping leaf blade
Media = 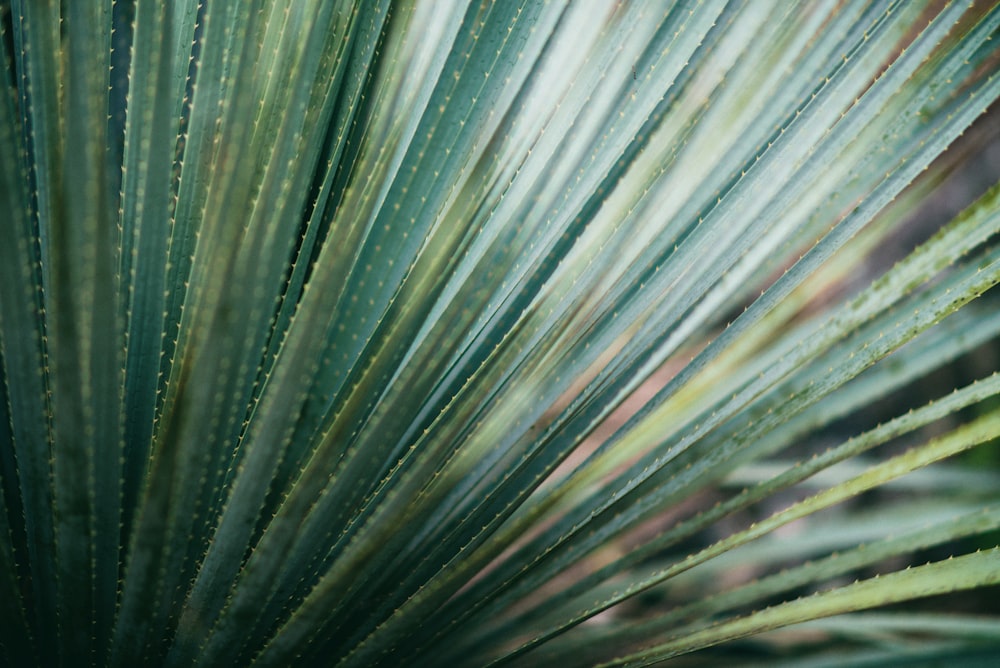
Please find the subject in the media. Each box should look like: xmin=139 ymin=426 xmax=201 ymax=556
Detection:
xmin=0 ymin=1 xmax=998 ymax=666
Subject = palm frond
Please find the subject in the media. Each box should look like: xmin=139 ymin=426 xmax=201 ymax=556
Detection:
xmin=1 ymin=1 xmax=998 ymax=666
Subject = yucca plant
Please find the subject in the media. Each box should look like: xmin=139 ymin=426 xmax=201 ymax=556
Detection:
xmin=2 ymin=0 xmax=1000 ymax=666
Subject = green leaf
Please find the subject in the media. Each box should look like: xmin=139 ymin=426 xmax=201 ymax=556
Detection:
xmin=2 ymin=1 xmax=999 ymax=666
xmin=600 ymin=548 xmax=1000 ymax=667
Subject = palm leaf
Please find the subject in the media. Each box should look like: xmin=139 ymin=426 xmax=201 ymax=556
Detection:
xmin=0 ymin=1 xmax=998 ymax=666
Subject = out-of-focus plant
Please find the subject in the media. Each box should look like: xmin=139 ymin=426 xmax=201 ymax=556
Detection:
xmin=1 ymin=1 xmax=999 ymax=666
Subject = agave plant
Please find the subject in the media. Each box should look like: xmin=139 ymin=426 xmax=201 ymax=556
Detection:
xmin=2 ymin=0 xmax=1000 ymax=666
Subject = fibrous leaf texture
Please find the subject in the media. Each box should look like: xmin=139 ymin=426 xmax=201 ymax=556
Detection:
xmin=0 ymin=1 xmax=999 ymax=666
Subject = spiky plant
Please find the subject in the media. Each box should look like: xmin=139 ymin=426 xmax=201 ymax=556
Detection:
xmin=1 ymin=0 xmax=1000 ymax=666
